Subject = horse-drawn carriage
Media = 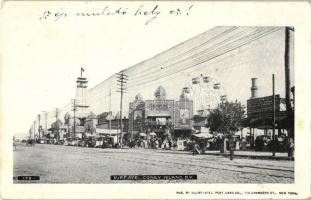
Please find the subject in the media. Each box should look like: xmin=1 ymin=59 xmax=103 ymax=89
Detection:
xmin=26 ymin=139 xmax=35 ymax=146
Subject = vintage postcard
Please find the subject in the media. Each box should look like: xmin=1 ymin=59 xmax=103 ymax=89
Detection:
xmin=1 ymin=1 xmax=310 ymax=199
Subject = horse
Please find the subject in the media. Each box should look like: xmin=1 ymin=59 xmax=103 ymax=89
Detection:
xmin=26 ymin=139 xmax=35 ymax=147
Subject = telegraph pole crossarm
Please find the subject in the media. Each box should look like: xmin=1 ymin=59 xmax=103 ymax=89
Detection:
xmin=116 ymin=71 xmax=128 ymax=148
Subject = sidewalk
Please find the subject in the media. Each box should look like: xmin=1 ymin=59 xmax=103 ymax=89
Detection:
xmin=119 ymin=147 xmax=294 ymax=161
xmin=202 ymin=150 xmax=294 ymax=161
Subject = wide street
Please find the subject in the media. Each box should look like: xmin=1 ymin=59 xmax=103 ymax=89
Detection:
xmin=14 ymin=143 xmax=294 ymax=184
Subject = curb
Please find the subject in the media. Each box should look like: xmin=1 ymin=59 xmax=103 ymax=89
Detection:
xmin=203 ymin=152 xmax=294 ymax=161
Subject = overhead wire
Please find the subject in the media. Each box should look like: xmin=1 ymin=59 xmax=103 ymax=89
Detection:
xmin=130 ymin=28 xmax=267 ymax=85
xmin=125 ymin=27 xmax=281 ymax=91
xmin=181 ymin=27 xmax=283 ymax=81
xmin=126 ymin=28 xmax=252 ymax=85
xmin=126 ymin=27 xmax=267 ymax=87
xmin=124 ymin=27 xmax=278 ymax=89
xmin=127 ymin=27 xmax=239 ymax=80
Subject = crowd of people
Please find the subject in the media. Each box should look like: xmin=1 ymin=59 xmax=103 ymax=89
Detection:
xmin=124 ymin=132 xmax=294 ymax=155
xmin=254 ymin=134 xmax=293 ymax=152
xmin=126 ymin=136 xmax=178 ymax=150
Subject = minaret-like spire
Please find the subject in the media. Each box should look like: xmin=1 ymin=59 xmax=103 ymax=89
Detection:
xmin=75 ymin=68 xmax=89 ymax=119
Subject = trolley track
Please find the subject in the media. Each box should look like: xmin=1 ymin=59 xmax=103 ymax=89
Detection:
xmin=15 ymin=144 xmax=294 ymax=183
xmin=50 ymin=146 xmax=294 ymax=180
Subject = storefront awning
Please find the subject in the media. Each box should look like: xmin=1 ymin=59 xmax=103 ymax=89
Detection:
xmin=242 ymin=111 xmax=292 ymax=129
xmin=193 ymin=132 xmax=213 ymax=139
xmin=146 ymin=113 xmax=171 ymax=117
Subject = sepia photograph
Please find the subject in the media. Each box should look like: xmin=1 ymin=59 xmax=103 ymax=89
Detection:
xmin=1 ymin=1 xmax=310 ymax=199
xmin=12 ymin=26 xmax=295 ymax=184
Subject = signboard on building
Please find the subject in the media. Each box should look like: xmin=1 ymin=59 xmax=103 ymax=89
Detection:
xmin=75 ymin=125 xmax=85 ymax=133
xmin=247 ymin=95 xmax=280 ymax=117
xmin=145 ymin=100 xmax=174 ymax=118
xmin=174 ymin=101 xmax=193 ymax=129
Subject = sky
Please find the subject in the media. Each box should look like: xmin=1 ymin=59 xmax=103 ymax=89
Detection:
xmin=1 ymin=2 xmax=295 ymax=138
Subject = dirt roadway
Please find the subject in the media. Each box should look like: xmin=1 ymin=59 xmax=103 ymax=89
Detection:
xmin=13 ymin=143 xmax=294 ymax=184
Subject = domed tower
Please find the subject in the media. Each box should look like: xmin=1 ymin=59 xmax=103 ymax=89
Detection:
xmin=135 ymin=93 xmax=143 ymax=102
xmin=154 ymin=86 xmax=167 ymax=100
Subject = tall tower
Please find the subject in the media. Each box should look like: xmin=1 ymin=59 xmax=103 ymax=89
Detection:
xmin=75 ymin=68 xmax=89 ymax=119
xmin=250 ymin=78 xmax=258 ymax=99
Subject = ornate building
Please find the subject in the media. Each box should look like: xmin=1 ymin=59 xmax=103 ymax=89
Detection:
xmin=129 ymin=86 xmax=193 ymax=140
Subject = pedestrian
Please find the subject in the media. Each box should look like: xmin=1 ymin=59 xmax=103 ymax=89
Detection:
xmin=288 ymin=140 xmax=294 ymax=158
xmin=168 ymin=140 xmax=172 ymax=149
xmin=192 ymin=140 xmax=200 ymax=155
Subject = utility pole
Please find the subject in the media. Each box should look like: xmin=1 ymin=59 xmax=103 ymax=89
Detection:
xmin=43 ymin=111 xmax=48 ymax=138
xmin=33 ymin=121 xmax=36 ymax=139
xmin=131 ymin=112 xmax=134 ymax=139
xmin=71 ymin=99 xmax=78 ymax=138
xmin=116 ymin=71 xmax=128 ymax=148
xmin=38 ymin=114 xmax=41 ymax=139
xmin=29 ymin=126 xmax=32 ymax=139
xmin=285 ymin=27 xmax=294 ymax=141
xmin=55 ymin=108 xmax=59 ymax=140
xmin=272 ymin=74 xmax=276 ymax=157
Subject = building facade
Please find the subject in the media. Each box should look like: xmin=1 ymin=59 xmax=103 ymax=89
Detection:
xmin=129 ymin=86 xmax=194 ymax=140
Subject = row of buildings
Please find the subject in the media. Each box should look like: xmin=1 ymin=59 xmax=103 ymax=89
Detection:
xmin=33 ymin=84 xmax=195 ymax=143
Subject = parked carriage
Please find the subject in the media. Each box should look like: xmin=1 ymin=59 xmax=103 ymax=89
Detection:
xmin=26 ymin=139 xmax=35 ymax=146
xmin=102 ymin=136 xmax=114 ymax=148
